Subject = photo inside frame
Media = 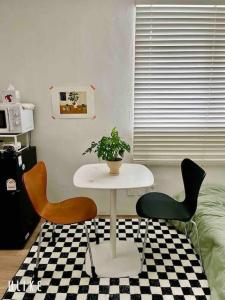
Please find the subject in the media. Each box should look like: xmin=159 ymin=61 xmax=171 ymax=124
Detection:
xmin=59 ymin=91 xmax=87 ymax=114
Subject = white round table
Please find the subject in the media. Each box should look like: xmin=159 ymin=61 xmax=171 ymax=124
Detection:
xmin=73 ymin=163 xmax=154 ymax=277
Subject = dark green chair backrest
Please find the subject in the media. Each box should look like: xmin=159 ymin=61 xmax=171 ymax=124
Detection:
xmin=182 ymin=158 xmax=206 ymax=218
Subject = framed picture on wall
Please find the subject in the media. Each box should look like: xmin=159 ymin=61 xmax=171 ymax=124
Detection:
xmin=51 ymin=86 xmax=95 ymax=119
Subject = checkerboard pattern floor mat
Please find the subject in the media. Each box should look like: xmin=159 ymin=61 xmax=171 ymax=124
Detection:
xmin=2 ymin=219 xmax=210 ymax=299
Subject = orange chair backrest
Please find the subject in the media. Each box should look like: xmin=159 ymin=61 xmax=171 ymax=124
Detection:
xmin=23 ymin=161 xmax=48 ymax=217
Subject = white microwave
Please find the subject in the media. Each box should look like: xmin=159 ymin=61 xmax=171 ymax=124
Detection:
xmin=0 ymin=103 xmax=34 ymax=134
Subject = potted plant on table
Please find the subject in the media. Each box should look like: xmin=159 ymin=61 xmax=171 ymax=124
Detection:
xmin=68 ymin=91 xmax=79 ymax=107
xmin=82 ymin=127 xmax=130 ymax=175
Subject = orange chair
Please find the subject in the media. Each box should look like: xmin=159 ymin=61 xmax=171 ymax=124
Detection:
xmin=23 ymin=161 xmax=99 ymax=280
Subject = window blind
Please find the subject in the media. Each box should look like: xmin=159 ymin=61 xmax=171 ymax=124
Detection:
xmin=133 ymin=5 xmax=225 ymax=163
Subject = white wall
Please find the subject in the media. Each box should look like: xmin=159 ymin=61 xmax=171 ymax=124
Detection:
xmin=0 ymin=0 xmax=224 ymax=215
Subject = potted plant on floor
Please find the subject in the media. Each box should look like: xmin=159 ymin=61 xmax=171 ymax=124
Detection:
xmin=82 ymin=127 xmax=130 ymax=175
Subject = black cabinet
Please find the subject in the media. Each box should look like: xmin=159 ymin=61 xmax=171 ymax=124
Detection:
xmin=0 ymin=146 xmax=40 ymax=249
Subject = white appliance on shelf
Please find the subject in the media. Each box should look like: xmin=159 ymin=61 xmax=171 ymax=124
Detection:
xmin=0 ymin=103 xmax=34 ymax=134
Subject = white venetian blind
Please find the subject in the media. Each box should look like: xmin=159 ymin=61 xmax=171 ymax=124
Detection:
xmin=133 ymin=5 xmax=225 ymax=163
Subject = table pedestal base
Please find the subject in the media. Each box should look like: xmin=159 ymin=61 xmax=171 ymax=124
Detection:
xmin=85 ymin=240 xmax=140 ymax=278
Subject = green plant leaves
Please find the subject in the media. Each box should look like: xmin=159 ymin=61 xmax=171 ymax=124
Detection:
xmin=82 ymin=128 xmax=130 ymax=161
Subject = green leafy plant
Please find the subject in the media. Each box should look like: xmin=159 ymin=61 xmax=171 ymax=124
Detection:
xmin=68 ymin=91 xmax=79 ymax=105
xmin=83 ymin=127 xmax=130 ymax=161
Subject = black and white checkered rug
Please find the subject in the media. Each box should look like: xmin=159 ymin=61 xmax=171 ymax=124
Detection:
xmin=3 ymin=219 xmax=210 ymax=300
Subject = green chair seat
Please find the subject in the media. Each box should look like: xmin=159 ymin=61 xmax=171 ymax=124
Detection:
xmin=136 ymin=192 xmax=191 ymax=222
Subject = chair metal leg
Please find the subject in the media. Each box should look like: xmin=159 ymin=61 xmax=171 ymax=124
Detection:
xmin=52 ymin=223 xmax=56 ymax=243
xmin=190 ymin=219 xmax=204 ymax=272
xmin=93 ymin=219 xmax=99 ymax=244
xmin=33 ymin=222 xmax=45 ymax=282
xmin=184 ymin=223 xmax=188 ymax=239
xmin=139 ymin=219 xmax=149 ymax=276
xmin=85 ymin=224 xmax=97 ymax=278
xmin=137 ymin=218 xmax=141 ymax=239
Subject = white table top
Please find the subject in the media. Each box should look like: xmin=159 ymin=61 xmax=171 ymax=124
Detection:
xmin=73 ymin=163 xmax=154 ymax=190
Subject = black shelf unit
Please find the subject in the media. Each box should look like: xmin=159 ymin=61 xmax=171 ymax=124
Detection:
xmin=0 ymin=146 xmax=40 ymax=249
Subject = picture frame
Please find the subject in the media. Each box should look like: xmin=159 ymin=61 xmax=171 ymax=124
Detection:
xmin=51 ymin=86 xmax=95 ymax=119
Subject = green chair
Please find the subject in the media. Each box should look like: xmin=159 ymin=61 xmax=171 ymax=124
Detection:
xmin=136 ymin=158 xmax=206 ymax=274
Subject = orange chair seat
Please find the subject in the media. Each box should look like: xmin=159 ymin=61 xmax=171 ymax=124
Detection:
xmin=41 ymin=197 xmax=97 ymax=225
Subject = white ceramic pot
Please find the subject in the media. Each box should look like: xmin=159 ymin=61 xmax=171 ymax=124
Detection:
xmin=106 ymin=160 xmax=122 ymax=175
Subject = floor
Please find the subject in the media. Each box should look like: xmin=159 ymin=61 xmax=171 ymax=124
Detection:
xmin=0 ymin=216 xmax=126 ymax=298
xmin=2 ymin=218 xmax=210 ymax=299
xmin=0 ymin=220 xmax=43 ymax=299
